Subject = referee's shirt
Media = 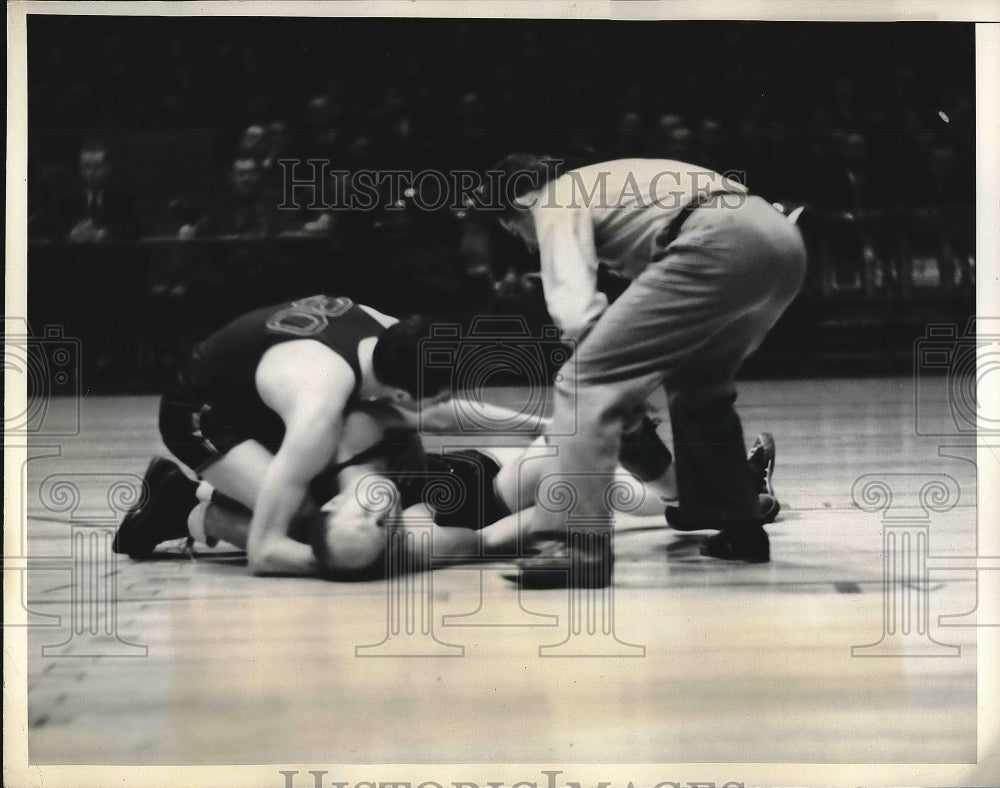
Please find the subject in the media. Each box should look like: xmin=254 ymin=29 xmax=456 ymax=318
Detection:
xmin=528 ymin=159 xmax=748 ymax=341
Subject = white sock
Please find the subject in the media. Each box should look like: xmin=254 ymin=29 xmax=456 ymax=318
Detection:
xmin=195 ymin=481 xmax=215 ymax=503
xmin=187 ymin=501 xmax=210 ymax=544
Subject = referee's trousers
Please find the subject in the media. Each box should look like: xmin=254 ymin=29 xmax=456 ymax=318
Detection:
xmin=538 ymin=194 xmax=807 ymax=539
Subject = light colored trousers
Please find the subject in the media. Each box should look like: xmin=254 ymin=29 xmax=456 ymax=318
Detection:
xmin=535 ymin=195 xmax=807 ymax=537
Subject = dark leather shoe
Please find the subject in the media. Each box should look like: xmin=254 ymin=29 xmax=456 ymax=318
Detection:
xmin=508 ymin=531 xmax=615 ymax=589
xmin=700 ymin=526 xmax=770 ymax=563
xmin=666 ymin=493 xmax=780 ymax=532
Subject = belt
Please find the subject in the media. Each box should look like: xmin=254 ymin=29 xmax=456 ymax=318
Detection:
xmin=657 ymin=190 xmax=746 ymax=248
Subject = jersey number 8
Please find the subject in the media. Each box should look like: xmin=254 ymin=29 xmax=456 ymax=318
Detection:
xmin=265 ymin=296 xmax=354 ymax=337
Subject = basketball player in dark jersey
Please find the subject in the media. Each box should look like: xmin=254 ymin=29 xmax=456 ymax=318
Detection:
xmin=113 ymin=295 xmax=452 ymax=577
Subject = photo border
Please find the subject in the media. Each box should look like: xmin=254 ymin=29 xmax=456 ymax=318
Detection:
xmin=5 ymin=2 xmax=998 ymax=786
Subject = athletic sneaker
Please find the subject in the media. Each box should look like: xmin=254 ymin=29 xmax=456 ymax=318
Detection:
xmin=747 ymin=432 xmax=776 ymax=496
xmin=112 ymin=457 xmax=196 ymax=558
xmin=509 ymin=531 xmax=614 ymax=589
xmin=700 ymin=526 xmax=770 ymax=563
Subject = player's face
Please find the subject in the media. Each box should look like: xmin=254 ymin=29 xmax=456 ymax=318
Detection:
xmin=320 ymin=493 xmax=402 ymax=571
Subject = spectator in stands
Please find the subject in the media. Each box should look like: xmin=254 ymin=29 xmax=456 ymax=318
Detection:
xmin=299 ymin=95 xmax=344 ymax=163
xmin=927 ymin=140 xmax=967 ymax=206
xmin=648 ymin=113 xmax=695 ymax=161
xmin=696 ymin=118 xmax=736 ymax=174
xmin=835 ymin=132 xmax=878 ymax=213
xmin=64 ymin=139 xmax=141 ymax=242
xmin=238 ymin=124 xmax=269 ymax=161
xmin=187 ymin=155 xmax=279 ymax=239
xmin=450 ymin=91 xmax=491 ymax=170
xmin=228 ymin=156 xmax=277 ymax=237
xmin=158 ymin=38 xmax=196 ymax=125
xmin=611 ymin=111 xmax=644 ymax=159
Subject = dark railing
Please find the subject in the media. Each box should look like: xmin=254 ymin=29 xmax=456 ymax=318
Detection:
xmin=25 ymin=206 xmax=974 ymax=393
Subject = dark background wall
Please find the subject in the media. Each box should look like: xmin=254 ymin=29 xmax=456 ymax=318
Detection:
xmin=25 ymin=17 xmax=975 ymax=392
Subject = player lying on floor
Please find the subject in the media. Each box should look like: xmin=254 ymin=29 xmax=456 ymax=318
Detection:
xmin=114 ymin=399 xmax=777 ymax=579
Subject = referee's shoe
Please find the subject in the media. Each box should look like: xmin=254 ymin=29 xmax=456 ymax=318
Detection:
xmin=665 ymin=432 xmax=779 ymax=563
xmin=508 ymin=526 xmax=615 ymax=590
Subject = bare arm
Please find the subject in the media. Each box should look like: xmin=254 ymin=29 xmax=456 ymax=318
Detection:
xmin=247 ymin=342 xmax=354 ymax=576
xmin=394 ymin=504 xmax=528 ymax=563
xmin=410 ymin=398 xmax=551 ymax=435
xmin=246 ymin=410 xmax=342 ymax=576
xmin=394 ymin=504 xmax=483 ymax=562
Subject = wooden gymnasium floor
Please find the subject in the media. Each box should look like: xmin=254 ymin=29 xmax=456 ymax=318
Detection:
xmin=18 ymin=377 xmax=985 ymax=765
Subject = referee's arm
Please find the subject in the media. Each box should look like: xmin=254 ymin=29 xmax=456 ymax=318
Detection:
xmin=533 ymin=188 xmax=608 ymax=342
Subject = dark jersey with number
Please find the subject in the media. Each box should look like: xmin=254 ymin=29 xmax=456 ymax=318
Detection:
xmin=170 ymin=296 xmax=385 ymax=448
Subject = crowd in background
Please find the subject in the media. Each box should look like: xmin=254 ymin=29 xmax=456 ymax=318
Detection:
xmin=28 ymin=19 xmax=973 ymax=243
xmin=24 ymin=18 xmax=976 ymax=388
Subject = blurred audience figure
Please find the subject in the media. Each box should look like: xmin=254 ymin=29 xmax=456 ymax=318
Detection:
xmin=450 ymin=91 xmax=492 ymax=170
xmin=238 ymin=124 xmax=269 ymax=161
xmin=696 ymin=118 xmax=735 ymax=174
xmin=226 ymin=156 xmax=277 ymax=237
xmin=186 ymin=156 xmax=279 ymax=239
xmin=299 ymin=95 xmax=344 ymax=163
xmin=655 ymin=113 xmax=696 ymax=161
xmin=835 ymin=132 xmax=877 ymax=213
xmin=65 ymin=139 xmax=141 ymax=242
xmin=611 ymin=111 xmax=645 ymax=160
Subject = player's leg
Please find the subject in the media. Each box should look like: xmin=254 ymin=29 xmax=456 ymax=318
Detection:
xmin=200 ymin=496 xmax=253 ymax=549
xmin=490 ymin=438 xmax=555 ymax=514
xmin=199 ymin=439 xmax=275 ymax=510
xmin=112 ymin=389 xmax=273 ymax=557
xmin=490 ymin=437 xmax=668 ymax=517
xmin=652 ymin=196 xmax=805 ymax=559
xmin=115 ymin=400 xmax=401 ymax=558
